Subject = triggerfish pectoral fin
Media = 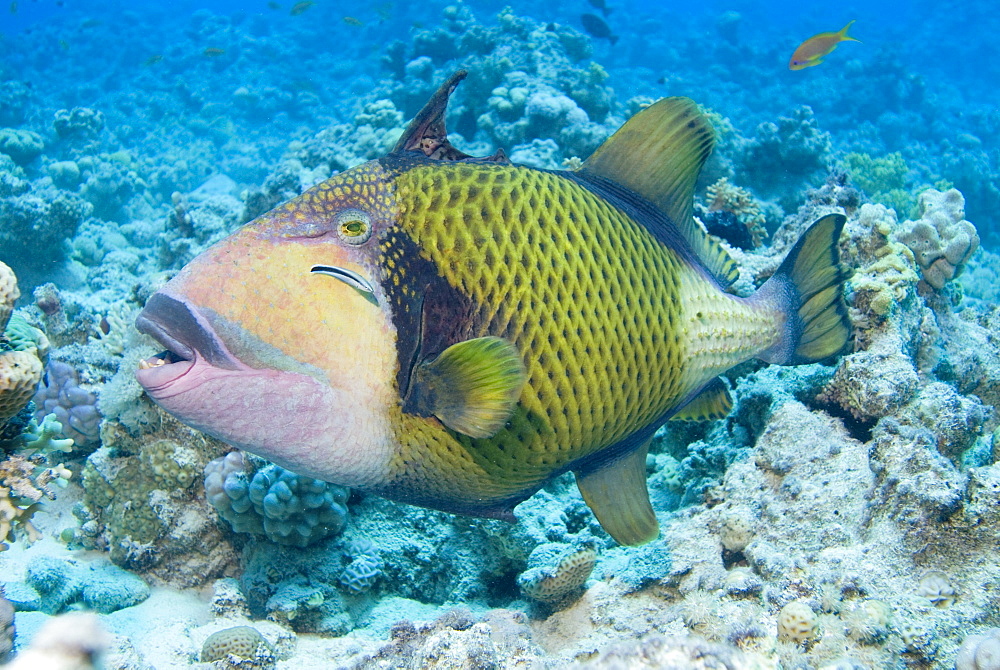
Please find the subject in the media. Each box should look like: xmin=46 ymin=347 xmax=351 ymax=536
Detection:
xmin=405 ymin=336 xmax=527 ymax=439
xmin=574 ymin=439 xmax=659 ymax=546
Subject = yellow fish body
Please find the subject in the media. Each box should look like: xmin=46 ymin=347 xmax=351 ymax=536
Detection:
xmin=789 ymin=20 xmax=860 ymax=70
xmin=136 ymin=72 xmax=850 ymax=545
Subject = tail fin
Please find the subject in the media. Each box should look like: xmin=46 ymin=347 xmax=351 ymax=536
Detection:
xmin=758 ymin=213 xmax=851 ymax=365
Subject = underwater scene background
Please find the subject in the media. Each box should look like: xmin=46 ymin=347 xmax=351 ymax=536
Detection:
xmin=0 ymin=0 xmax=998 ymax=667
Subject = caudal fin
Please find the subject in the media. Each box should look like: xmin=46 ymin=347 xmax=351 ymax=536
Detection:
xmin=758 ymin=213 xmax=851 ymax=365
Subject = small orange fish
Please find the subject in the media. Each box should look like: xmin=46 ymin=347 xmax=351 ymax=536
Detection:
xmin=789 ymin=20 xmax=860 ymax=70
xmin=203 ymin=47 xmax=225 ymax=57
xmin=290 ymin=1 xmax=313 ymax=15
xmin=343 ymin=16 xmax=363 ymax=27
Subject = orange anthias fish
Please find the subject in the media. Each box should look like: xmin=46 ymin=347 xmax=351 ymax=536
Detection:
xmin=789 ymin=20 xmax=860 ymax=70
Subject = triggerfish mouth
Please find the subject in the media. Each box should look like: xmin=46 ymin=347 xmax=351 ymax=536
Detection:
xmin=136 ymin=71 xmax=850 ymax=545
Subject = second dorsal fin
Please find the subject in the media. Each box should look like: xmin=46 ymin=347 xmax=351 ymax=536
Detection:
xmin=579 ymin=98 xmax=739 ymax=288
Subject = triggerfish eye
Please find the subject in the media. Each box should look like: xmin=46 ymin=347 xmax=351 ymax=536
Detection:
xmin=336 ymin=209 xmax=372 ymax=244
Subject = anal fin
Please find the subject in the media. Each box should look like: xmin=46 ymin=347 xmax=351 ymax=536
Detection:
xmin=670 ymin=378 xmax=733 ymax=422
xmin=575 ymin=439 xmax=658 ymax=546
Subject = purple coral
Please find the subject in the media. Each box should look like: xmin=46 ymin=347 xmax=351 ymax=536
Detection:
xmin=32 ymin=360 xmax=101 ymax=448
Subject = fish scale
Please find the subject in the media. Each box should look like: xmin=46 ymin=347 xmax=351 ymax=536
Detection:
xmin=381 ymin=160 xmax=723 ymax=506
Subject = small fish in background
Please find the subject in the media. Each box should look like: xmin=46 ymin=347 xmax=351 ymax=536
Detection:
xmin=143 ymin=54 xmax=163 ymax=66
xmin=587 ymin=0 xmax=612 ymax=17
xmin=8 ymin=1 xmax=15 ymax=15
xmin=289 ymin=1 xmax=313 ymax=16
xmin=343 ymin=16 xmax=363 ymax=27
xmin=267 ymin=1 xmax=281 ymax=9
xmin=203 ymin=47 xmax=225 ymax=57
xmin=58 ymin=39 xmax=68 ymax=50
xmin=789 ymin=20 xmax=860 ymax=70
xmin=581 ymin=13 xmax=618 ymax=46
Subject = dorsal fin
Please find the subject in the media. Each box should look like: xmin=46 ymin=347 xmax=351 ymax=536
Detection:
xmin=392 ymin=70 xmax=474 ymax=161
xmin=579 ymin=98 xmax=740 ymax=288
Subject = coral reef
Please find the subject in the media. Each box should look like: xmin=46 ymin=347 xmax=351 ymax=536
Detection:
xmin=204 ymin=451 xmax=350 ymax=548
xmin=74 ymin=412 xmax=236 ymax=584
xmin=699 ymin=177 xmax=767 ymax=249
xmin=8 ymin=555 xmax=150 ymax=614
xmin=31 ymin=359 xmax=101 ymax=448
xmin=894 ymin=188 xmax=980 ymax=289
xmin=0 ymin=261 xmax=17 ymax=333
xmin=956 ymin=628 xmax=1000 ymax=670
xmin=517 ymin=543 xmax=596 ymax=608
xmin=841 ymin=151 xmax=916 ymax=216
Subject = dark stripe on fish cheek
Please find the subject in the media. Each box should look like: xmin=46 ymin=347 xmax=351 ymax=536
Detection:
xmin=379 ymin=230 xmax=476 ymax=400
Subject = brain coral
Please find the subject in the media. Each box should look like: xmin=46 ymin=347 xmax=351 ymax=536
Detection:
xmin=200 ymin=625 xmax=272 ymax=663
xmin=204 ymin=451 xmax=350 ymax=547
xmin=894 ymin=188 xmax=980 ymax=289
xmin=517 ymin=543 xmax=596 ymax=607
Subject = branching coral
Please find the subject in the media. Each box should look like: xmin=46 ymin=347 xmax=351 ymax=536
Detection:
xmin=0 ymin=436 xmax=73 ymax=550
xmin=204 ymin=450 xmax=350 ymax=548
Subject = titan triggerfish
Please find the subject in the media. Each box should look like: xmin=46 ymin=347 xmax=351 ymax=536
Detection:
xmin=136 ymin=71 xmax=850 ymax=545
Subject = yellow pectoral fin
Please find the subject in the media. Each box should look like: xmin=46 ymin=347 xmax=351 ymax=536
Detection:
xmin=409 ymin=336 xmax=527 ymax=439
xmin=670 ymin=378 xmax=733 ymax=422
xmin=575 ymin=440 xmax=659 ymax=546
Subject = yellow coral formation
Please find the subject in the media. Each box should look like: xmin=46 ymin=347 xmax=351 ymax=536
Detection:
xmin=0 ymin=349 xmax=44 ymax=422
xmin=0 ymin=261 xmax=17 ymax=333
xmin=705 ymin=177 xmax=767 ymax=247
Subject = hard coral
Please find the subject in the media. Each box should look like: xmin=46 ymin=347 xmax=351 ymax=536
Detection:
xmin=702 ymin=177 xmax=767 ymax=248
xmin=956 ymin=628 xmax=1000 ymax=670
xmin=204 ymin=450 xmax=350 ymax=547
xmin=0 ymin=350 xmax=43 ymax=424
xmin=894 ymin=188 xmax=980 ymax=290
xmin=517 ymin=543 xmax=596 ymax=607
xmin=31 ymin=360 xmax=101 ymax=447
xmin=0 ymin=261 xmax=17 ymax=333
xmin=200 ymin=625 xmax=273 ymax=664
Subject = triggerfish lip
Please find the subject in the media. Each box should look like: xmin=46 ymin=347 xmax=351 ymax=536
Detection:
xmin=134 ymin=292 xmax=246 ymax=395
